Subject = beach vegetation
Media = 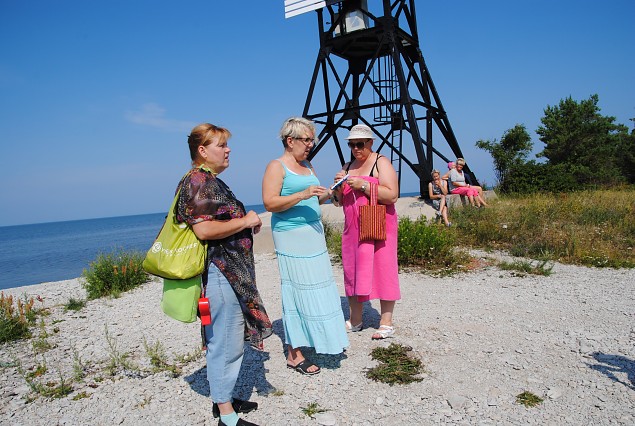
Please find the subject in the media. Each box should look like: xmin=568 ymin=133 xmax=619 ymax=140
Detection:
xmin=104 ymin=325 xmax=139 ymax=375
xmin=302 ymin=402 xmax=328 ymax=418
xmin=18 ymin=359 xmax=74 ymax=400
xmin=498 ymin=259 xmax=554 ymax=276
xmin=449 ymin=189 xmax=635 ymax=268
xmin=72 ymin=348 xmax=87 ymax=381
xmin=516 ymin=391 xmax=544 ymax=407
xmin=0 ymin=292 xmax=39 ymax=343
xmin=322 ymin=220 xmax=342 ymax=261
xmin=174 ymin=348 xmax=204 ymax=364
xmin=65 ymin=298 xmax=86 ymax=311
xmin=398 ymin=217 xmax=470 ymax=274
xmin=81 ymin=249 xmax=149 ymax=299
xmin=143 ymin=337 xmax=181 ymax=377
xmin=366 ymin=343 xmax=424 ymax=385
xmin=72 ymin=391 xmax=90 ymax=401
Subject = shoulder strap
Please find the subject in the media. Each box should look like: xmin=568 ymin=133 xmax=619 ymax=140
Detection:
xmin=370 ymin=154 xmax=383 ymax=177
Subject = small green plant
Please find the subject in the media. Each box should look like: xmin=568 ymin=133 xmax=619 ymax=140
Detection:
xmin=271 ymin=389 xmax=285 ymax=396
xmin=366 ymin=343 xmax=423 ymax=385
xmin=25 ymin=362 xmax=47 ymax=379
xmin=72 ymin=391 xmax=90 ymax=401
xmin=302 ymin=402 xmax=327 ymax=418
xmin=0 ymin=292 xmax=37 ymax=343
xmin=32 ymin=319 xmax=53 ymax=354
xmin=18 ymin=359 xmax=73 ymax=400
xmin=104 ymin=326 xmax=138 ymax=375
xmin=175 ymin=348 xmax=204 ymax=364
xmin=516 ymin=391 xmax=543 ymax=407
xmin=72 ymin=348 xmax=87 ymax=381
xmin=81 ymin=249 xmax=149 ymax=299
xmin=143 ymin=338 xmax=181 ymax=377
xmin=498 ymin=259 xmax=554 ymax=276
xmin=65 ymin=298 xmax=86 ymax=311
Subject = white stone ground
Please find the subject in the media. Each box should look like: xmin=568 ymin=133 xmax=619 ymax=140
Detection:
xmin=1 ymin=197 xmax=633 ymax=425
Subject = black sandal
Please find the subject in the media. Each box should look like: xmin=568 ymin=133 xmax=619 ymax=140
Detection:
xmin=287 ymin=359 xmax=321 ymax=375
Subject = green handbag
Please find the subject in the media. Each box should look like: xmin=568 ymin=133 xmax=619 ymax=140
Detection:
xmin=142 ymin=187 xmax=207 ymax=280
xmin=161 ymin=276 xmax=201 ymax=323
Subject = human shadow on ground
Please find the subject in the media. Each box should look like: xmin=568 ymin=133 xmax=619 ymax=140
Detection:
xmin=270 ymin=318 xmax=348 ymax=370
xmin=339 ymin=296 xmax=381 ymax=329
xmin=184 ymin=345 xmax=275 ymax=400
xmin=587 ymin=352 xmax=635 ymax=391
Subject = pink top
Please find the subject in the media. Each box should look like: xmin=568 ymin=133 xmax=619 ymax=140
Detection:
xmin=340 ymin=176 xmax=400 ymax=302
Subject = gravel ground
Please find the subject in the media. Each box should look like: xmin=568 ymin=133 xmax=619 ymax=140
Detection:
xmin=1 ymin=250 xmax=634 ymax=426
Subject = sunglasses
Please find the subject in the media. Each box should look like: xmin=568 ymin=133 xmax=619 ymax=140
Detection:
xmin=347 ymin=141 xmax=367 ymax=149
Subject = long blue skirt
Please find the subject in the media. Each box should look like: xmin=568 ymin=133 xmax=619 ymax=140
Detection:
xmin=273 ymin=222 xmax=349 ymax=355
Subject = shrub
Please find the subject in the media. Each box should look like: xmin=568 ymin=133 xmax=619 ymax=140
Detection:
xmin=81 ymin=249 xmax=149 ymax=299
xmin=0 ymin=292 xmax=36 ymax=343
xmin=398 ymin=216 xmax=464 ymax=272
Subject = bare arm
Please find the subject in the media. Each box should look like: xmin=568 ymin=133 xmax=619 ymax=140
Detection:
xmin=375 ymin=156 xmax=399 ymax=204
xmin=262 ymin=160 xmax=327 ymax=212
xmin=191 ymin=210 xmax=262 ymax=240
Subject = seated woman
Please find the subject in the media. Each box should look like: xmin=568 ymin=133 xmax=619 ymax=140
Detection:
xmin=428 ymin=169 xmax=451 ymax=226
xmin=449 ymin=158 xmax=488 ymax=207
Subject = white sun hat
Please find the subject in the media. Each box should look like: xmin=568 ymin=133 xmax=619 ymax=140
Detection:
xmin=345 ymin=124 xmax=375 ymax=140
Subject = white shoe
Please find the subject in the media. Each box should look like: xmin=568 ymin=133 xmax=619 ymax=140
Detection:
xmin=345 ymin=320 xmax=363 ymax=332
xmin=371 ymin=325 xmax=395 ymax=339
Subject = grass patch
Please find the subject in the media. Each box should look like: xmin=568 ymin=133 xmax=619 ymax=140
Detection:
xmin=302 ymin=402 xmax=327 ymax=418
xmin=81 ymin=248 xmax=149 ymax=300
xmin=65 ymin=298 xmax=86 ymax=311
xmin=516 ymin=391 xmax=543 ymax=407
xmin=498 ymin=259 xmax=554 ymax=276
xmin=366 ymin=343 xmax=423 ymax=385
xmin=450 ymin=188 xmax=635 ymax=268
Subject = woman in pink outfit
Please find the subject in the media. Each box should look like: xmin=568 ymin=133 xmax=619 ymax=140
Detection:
xmin=331 ymin=124 xmax=400 ymax=340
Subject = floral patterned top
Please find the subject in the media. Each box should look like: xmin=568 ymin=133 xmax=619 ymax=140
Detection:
xmin=176 ymin=166 xmax=272 ymax=350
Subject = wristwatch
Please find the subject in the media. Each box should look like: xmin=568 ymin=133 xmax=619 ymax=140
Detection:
xmin=360 ymin=183 xmax=367 ymax=192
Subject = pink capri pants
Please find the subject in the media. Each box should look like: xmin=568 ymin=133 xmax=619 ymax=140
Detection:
xmin=451 ymin=186 xmax=479 ymax=197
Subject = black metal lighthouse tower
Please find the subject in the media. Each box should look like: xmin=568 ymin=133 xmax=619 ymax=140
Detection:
xmin=286 ymin=0 xmax=476 ymax=196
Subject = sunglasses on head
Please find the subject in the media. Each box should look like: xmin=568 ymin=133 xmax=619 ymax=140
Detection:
xmin=347 ymin=141 xmax=367 ymax=149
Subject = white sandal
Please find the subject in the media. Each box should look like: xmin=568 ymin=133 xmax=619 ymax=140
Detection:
xmin=345 ymin=320 xmax=363 ymax=332
xmin=372 ymin=325 xmax=395 ymax=340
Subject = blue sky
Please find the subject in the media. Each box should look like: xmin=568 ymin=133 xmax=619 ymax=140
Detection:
xmin=1 ymin=0 xmax=633 ymax=227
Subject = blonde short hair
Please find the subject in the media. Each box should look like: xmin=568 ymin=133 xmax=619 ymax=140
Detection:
xmin=456 ymin=158 xmax=466 ymax=166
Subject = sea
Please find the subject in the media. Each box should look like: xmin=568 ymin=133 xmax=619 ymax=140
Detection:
xmin=0 ymin=204 xmax=267 ymax=291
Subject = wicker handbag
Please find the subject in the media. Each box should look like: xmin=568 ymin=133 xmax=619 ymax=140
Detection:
xmin=358 ymin=182 xmax=386 ymax=241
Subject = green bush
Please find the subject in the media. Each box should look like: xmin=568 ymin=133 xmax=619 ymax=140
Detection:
xmin=81 ymin=249 xmax=149 ymax=299
xmin=398 ymin=216 xmax=465 ymax=272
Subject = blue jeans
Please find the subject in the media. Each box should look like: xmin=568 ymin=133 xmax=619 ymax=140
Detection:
xmin=205 ymin=263 xmax=245 ymax=403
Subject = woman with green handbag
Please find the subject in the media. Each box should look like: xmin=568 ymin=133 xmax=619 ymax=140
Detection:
xmin=176 ymin=123 xmax=272 ymax=426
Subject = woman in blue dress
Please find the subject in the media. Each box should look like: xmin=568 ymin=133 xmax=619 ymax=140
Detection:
xmin=262 ymin=117 xmax=349 ymax=375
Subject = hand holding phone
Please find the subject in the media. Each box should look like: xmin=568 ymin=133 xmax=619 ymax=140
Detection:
xmin=330 ymin=174 xmax=349 ymax=190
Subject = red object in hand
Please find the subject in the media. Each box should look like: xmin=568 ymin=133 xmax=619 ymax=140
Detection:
xmin=199 ymin=297 xmax=212 ymax=326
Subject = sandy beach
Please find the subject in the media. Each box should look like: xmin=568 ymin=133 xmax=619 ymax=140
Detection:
xmin=1 ymin=198 xmax=634 ymax=425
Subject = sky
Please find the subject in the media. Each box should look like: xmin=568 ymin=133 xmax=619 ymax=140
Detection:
xmin=1 ymin=0 xmax=633 ymax=227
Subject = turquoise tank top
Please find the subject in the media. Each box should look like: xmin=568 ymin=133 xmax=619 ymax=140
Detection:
xmin=271 ymin=160 xmax=322 ymax=231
